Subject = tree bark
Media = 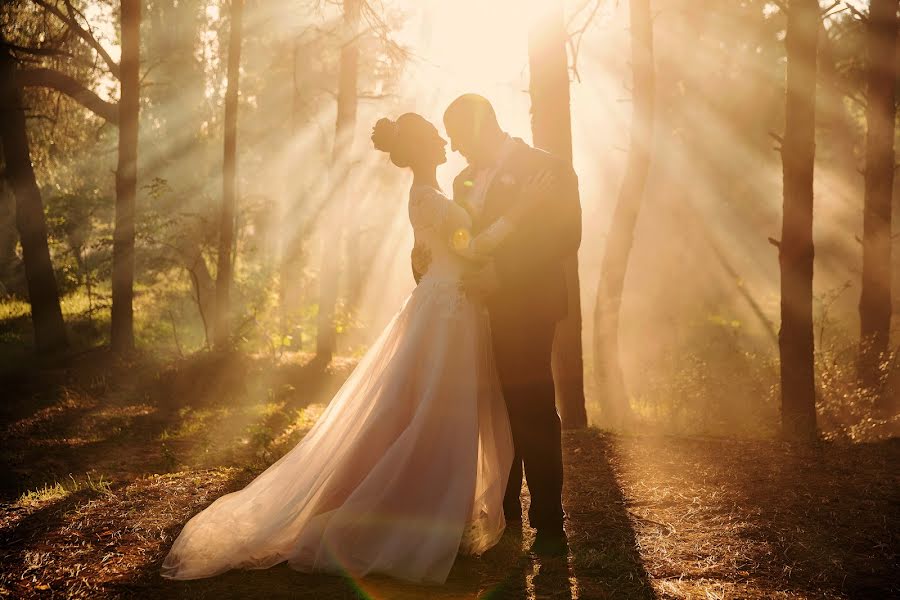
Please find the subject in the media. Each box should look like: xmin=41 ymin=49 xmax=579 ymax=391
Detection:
xmin=0 ymin=182 xmax=21 ymax=294
xmin=593 ymin=0 xmax=655 ymax=428
xmin=817 ymin=21 xmax=857 ymax=174
xmin=180 ymin=236 xmax=216 ymax=344
xmin=528 ymin=1 xmax=587 ymax=430
xmin=858 ymin=0 xmax=898 ymax=404
xmin=0 ymin=41 xmax=68 ymax=353
xmin=111 ymin=0 xmax=140 ymax=354
xmin=214 ymin=0 xmax=244 ymax=350
xmin=779 ymin=0 xmax=818 ymax=442
xmin=315 ymin=0 xmax=359 ymax=364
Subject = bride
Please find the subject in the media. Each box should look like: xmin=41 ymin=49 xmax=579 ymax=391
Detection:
xmin=161 ymin=113 xmax=549 ymax=584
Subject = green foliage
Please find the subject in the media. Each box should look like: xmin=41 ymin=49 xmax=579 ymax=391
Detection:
xmin=626 ymin=317 xmax=780 ymax=438
xmin=817 ymin=343 xmax=900 ymax=442
xmin=160 ymin=443 xmax=178 ymax=472
xmin=244 ymin=422 xmax=276 ymax=459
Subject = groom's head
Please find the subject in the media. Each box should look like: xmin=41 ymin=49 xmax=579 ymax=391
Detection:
xmin=443 ymin=94 xmax=505 ymax=168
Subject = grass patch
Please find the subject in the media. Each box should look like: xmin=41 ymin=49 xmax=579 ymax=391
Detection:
xmin=16 ymin=473 xmax=113 ymax=508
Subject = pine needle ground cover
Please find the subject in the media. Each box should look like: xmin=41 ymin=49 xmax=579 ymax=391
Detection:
xmin=1 ymin=352 xmax=897 ymax=599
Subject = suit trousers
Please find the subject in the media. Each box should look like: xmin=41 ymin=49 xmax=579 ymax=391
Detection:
xmin=489 ymin=309 xmax=564 ymax=532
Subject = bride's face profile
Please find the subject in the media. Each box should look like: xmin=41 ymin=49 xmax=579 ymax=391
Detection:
xmin=422 ymin=127 xmax=448 ymax=168
xmin=405 ymin=118 xmax=447 ymax=170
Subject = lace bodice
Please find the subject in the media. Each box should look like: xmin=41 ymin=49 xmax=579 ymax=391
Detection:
xmin=409 ymin=185 xmax=472 ymax=282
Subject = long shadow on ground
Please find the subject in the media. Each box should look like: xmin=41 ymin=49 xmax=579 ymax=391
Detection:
xmin=1 ymin=352 xmax=653 ymax=599
xmin=121 ymin=431 xmax=654 ymax=600
xmin=613 ymin=433 xmax=900 ymax=598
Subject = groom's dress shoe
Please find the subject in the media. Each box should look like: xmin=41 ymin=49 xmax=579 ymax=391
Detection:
xmin=531 ymin=529 xmax=568 ymax=557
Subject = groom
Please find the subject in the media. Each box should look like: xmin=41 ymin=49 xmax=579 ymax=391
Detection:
xmin=439 ymin=93 xmax=581 ymax=555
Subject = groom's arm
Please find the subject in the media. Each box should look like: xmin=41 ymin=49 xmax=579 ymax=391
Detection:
xmin=492 ymin=158 xmax=582 ymax=289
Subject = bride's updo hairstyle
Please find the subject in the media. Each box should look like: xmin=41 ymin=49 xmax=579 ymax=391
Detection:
xmin=372 ymin=113 xmax=440 ymax=169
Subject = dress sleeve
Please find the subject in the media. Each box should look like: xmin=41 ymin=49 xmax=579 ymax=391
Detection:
xmin=409 ymin=187 xmax=471 ymax=238
xmin=468 ymin=218 xmax=515 ymax=255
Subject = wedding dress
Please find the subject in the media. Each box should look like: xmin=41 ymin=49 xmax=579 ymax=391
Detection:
xmin=161 ymin=185 xmax=513 ymax=584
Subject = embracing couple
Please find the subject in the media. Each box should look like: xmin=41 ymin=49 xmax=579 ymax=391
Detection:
xmin=161 ymin=94 xmax=582 ymax=585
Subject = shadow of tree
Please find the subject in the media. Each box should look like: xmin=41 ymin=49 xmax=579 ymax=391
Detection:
xmin=116 ymin=430 xmax=654 ymax=600
xmin=3 ymin=354 xmax=658 ymax=599
xmin=613 ymin=433 xmax=900 ymax=598
xmin=0 ymin=351 xmax=352 ymax=500
xmin=0 ymin=488 xmax=103 ymax=588
xmin=1 ymin=488 xmax=97 ymax=542
xmin=562 ymin=430 xmax=655 ymax=599
xmin=723 ymin=438 xmax=900 ymax=598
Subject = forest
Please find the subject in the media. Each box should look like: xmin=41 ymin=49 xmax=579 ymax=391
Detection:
xmin=0 ymin=0 xmax=898 ymax=598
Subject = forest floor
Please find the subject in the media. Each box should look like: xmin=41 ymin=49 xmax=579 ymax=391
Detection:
xmin=1 ymin=349 xmax=898 ymax=599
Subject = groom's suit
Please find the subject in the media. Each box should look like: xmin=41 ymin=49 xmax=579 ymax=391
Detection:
xmin=453 ymin=136 xmax=582 ymax=532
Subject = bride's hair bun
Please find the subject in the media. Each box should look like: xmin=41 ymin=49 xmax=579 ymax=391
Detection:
xmin=372 ymin=118 xmax=399 ymax=154
xmin=372 ymin=113 xmax=435 ymax=169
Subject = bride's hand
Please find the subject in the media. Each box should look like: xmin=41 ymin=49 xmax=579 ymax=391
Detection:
xmin=451 ymin=228 xmax=489 ymax=263
xmin=470 ymin=219 xmax=513 ymax=255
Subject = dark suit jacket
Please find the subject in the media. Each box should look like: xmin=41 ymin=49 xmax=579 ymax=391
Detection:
xmin=452 ymin=137 xmax=582 ymax=324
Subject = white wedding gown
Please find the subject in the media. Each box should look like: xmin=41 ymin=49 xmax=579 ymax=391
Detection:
xmin=161 ymin=185 xmax=513 ymax=584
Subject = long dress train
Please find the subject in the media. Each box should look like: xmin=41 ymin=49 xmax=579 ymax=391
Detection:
xmin=161 ymin=185 xmax=513 ymax=584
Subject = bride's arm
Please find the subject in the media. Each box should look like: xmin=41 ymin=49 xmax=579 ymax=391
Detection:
xmin=408 ymin=187 xmax=475 ymax=273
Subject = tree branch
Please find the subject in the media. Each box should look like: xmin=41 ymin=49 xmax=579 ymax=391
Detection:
xmin=1 ymin=40 xmax=74 ymax=60
xmin=846 ymin=3 xmax=869 ymax=23
xmin=567 ymin=0 xmax=602 ymax=82
xmin=17 ymin=67 xmax=118 ymax=125
xmin=30 ymin=0 xmax=120 ymax=79
xmin=820 ymin=1 xmax=841 ymax=17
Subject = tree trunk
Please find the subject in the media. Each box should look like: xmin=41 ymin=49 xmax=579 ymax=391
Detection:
xmin=528 ymin=1 xmax=587 ymax=430
xmin=0 ymin=181 xmax=20 ymax=294
xmin=858 ymin=0 xmax=898 ymax=405
xmin=181 ymin=236 xmax=216 ymax=345
xmin=111 ymin=0 xmax=140 ymax=354
xmin=0 ymin=42 xmax=68 ymax=353
xmin=593 ymin=0 xmax=655 ymax=428
xmin=315 ymin=0 xmax=359 ymax=364
xmin=817 ymin=21 xmax=858 ymax=176
xmin=779 ymin=0 xmax=818 ymax=442
xmin=214 ymin=0 xmax=244 ymax=350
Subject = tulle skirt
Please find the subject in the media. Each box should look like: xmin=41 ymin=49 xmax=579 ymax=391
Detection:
xmin=161 ymin=275 xmax=513 ymax=584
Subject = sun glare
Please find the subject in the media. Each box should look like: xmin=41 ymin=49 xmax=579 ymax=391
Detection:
xmin=408 ymin=0 xmax=550 ymax=82
xmin=387 ymin=0 xmax=600 ymax=186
